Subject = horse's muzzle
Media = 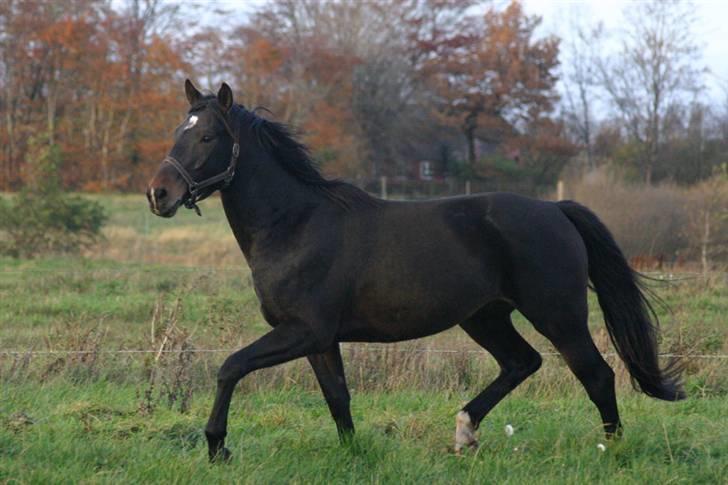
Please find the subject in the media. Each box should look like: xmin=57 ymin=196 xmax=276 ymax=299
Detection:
xmin=146 ymin=186 xmax=182 ymax=218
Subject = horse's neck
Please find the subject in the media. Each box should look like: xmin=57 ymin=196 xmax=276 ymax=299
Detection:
xmin=220 ymin=158 xmax=325 ymax=263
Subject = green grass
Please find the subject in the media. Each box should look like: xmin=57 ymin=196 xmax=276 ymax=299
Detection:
xmin=2 ymin=257 xmax=725 ymax=351
xmin=0 ymin=258 xmax=263 ymax=348
xmin=1 ymin=380 xmax=726 ymax=484
xmin=1 ymin=194 xmax=727 ymax=483
xmin=1 ymin=260 xmax=726 ymax=483
xmin=87 ymin=193 xmax=231 ymax=237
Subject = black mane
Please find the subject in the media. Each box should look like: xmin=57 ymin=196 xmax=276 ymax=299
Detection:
xmin=194 ymin=97 xmax=379 ymax=210
xmin=238 ymin=107 xmax=379 ymax=210
xmin=240 ymin=108 xmax=335 ymax=188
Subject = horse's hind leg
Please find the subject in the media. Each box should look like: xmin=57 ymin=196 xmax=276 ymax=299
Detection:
xmin=307 ymin=344 xmax=354 ymax=443
xmin=522 ymin=303 xmax=621 ymax=437
xmin=455 ymin=302 xmax=542 ymax=452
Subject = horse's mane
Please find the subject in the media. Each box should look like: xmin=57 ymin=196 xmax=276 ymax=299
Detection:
xmin=241 ymin=108 xmax=380 ymax=210
xmin=192 ymin=96 xmax=379 ymax=210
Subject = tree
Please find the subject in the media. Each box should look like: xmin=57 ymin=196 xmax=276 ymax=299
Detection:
xmin=0 ymin=0 xmax=190 ymax=191
xmin=236 ymin=0 xmax=454 ymax=179
xmin=516 ymin=117 xmax=578 ymax=188
xmin=562 ymin=16 xmax=602 ymax=170
xmin=597 ymin=0 xmax=704 ymax=184
xmin=227 ymin=1 xmax=364 ymax=177
xmin=423 ymin=1 xmax=560 ymax=169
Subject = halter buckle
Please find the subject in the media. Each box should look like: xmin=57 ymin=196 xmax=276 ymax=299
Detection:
xmin=184 ymin=197 xmax=202 ymax=216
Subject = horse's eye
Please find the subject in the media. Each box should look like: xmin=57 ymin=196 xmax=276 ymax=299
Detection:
xmin=201 ymin=135 xmax=213 ymax=143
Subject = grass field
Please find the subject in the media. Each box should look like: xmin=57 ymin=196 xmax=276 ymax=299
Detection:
xmin=2 ymin=382 xmax=726 ymax=483
xmin=1 ymin=194 xmax=727 ymax=483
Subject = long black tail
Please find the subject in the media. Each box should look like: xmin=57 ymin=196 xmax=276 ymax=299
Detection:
xmin=557 ymin=200 xmax=685 ymax=401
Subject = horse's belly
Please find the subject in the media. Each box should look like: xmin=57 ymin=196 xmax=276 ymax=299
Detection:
xmin=338 ymin=314 xmax=466 ymax=342
xmin=340 ymin=278 xmax=494 ymax=342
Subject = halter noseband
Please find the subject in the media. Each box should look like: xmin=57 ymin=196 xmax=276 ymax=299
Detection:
xmin=162 ymin=105 xmax=240 ymax=216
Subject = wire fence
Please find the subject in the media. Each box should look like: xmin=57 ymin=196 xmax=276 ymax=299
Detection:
xmin=0 ymin=266 xmax=251 ymax=275
xmin=2 ymin=267 xmax=724 ymax=360
xmin=1 ymin=346 xmax=726 ymax=359
xmin=1 ymin=266 xmax=715 ymax=281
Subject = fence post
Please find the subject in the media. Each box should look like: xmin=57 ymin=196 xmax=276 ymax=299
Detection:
xmin=465 ymin=180 xmax=471 ymax=195
xmin=556 ymin=179 xmax=564 ymax=201
xmin=380 ymin=175 xmax=388 ymax=200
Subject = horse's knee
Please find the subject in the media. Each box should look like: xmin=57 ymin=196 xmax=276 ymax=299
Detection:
xmin=217 ymin=355 xmax=247 ymax=384
xmin=502 ymin=350 xmax=542 ymax=382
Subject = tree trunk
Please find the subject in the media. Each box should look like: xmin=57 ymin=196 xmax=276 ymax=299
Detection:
xmin=101 ymin=109 xmax=114 ymax=188
xmin=464 ymin=112 xmax=477 ymax=169
xmin=4 ymin=103 xmax=16 ymax=190
xmin=47 ymin=89 xmax=56 ymax=145
xmin=578 ymin=81 xmax=594 ymax=170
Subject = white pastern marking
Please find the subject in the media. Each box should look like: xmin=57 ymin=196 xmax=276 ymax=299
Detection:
xmin=150 ymin=188 xmax=158 ymax=213
xmin=183 ymin=115 xmax=198 ymax=131
xmin=454 ymin=410 xmax=478 ymax=453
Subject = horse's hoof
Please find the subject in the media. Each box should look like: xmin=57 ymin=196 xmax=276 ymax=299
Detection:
xmin=605 ymin=423 xmax=623 ymax=441
xmin=209 ymin=447 xmax=232 ymax=464
xmin=454 ymin=440 xmax=479 ymax=455
xmin=454 ymin=410 xmax=478 ymax=454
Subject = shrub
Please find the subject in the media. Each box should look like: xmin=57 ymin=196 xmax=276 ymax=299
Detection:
xmin=566 ymin=170 xmax=689 ymax=258
xmin=684 ymin=166 xmax=728 ymax=272
xmin=0 ymin=134 xmax=106 ymax=258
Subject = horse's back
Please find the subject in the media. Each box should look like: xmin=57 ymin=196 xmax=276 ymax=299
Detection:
xmin=345 ymin=192 xmax=589 ymax=324
xmin=336 ymin=192 xmax=581 ymax=340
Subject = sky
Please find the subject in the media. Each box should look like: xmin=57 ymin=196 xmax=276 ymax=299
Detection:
xmin=524 ymin=0 xmax=728 ymax=103
xmin=202 ymin=0 xmax=728 ymax=104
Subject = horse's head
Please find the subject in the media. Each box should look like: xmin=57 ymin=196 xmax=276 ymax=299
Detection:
xmin=146 ymin=79 xmax=238 ymax=217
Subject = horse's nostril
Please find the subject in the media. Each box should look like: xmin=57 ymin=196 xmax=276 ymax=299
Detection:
xmin=156 ymin=188 xmax=167 ymax=199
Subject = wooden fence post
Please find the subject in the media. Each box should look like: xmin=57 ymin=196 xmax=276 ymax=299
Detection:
xmin=380 ymin=175 xmax=388 ymax=200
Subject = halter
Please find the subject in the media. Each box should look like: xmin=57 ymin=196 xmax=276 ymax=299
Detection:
xmin=162 ymin=104 xmax=240 ymax=216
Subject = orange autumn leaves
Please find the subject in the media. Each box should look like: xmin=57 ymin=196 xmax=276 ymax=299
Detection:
xmin=1 ymin=0 xmax=569 ymax=191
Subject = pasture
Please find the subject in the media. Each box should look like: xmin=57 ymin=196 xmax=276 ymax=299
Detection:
xmin=1 ymin=195 xmax=727 ymax=483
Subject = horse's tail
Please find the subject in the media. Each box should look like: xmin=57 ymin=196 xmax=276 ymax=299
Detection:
xmin=557 ymin=200 xmax=685 ymax=401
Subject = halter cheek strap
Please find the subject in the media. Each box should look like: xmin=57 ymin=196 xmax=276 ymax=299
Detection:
xmin=163 ymin=106 xmax=240 ymax=216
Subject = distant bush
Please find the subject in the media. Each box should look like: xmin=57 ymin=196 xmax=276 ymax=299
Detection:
xmin=566 ymin=171 xmax=688 ymax=259
xmin=565 ymin=168 xmax=728 ymax=268
xmin=684 ymin=166 xmax=728 ymax=272
xmin=0 ymin=135 xmax=106 ymax=258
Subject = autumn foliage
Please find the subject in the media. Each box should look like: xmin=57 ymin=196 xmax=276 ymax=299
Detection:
xmin=1 ymin=0 xmax=572 ymax=193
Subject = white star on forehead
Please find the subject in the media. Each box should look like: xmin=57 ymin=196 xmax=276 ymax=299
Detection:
xmin=183 ymin=115 xmax=198 ymax=131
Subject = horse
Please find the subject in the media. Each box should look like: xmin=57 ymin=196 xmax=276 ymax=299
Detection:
xmin=146 ymin=80 xmax=685 ymax=462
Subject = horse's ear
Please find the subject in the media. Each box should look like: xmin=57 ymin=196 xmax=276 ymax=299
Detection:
xmin=185 ymin=79 xmax=202 ymax=106
xmin=217 ymin=82 xmax=233 ymax=112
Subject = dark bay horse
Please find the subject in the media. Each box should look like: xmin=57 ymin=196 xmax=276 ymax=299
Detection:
xmin=147 ymin=80 xmax=684 ymax=462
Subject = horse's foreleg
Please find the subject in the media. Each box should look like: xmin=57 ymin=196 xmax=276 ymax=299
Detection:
xmin=307 ymin=344 xmax=354 ymax=443
xmin=205 ymin=323 xmax=326 ymax=462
